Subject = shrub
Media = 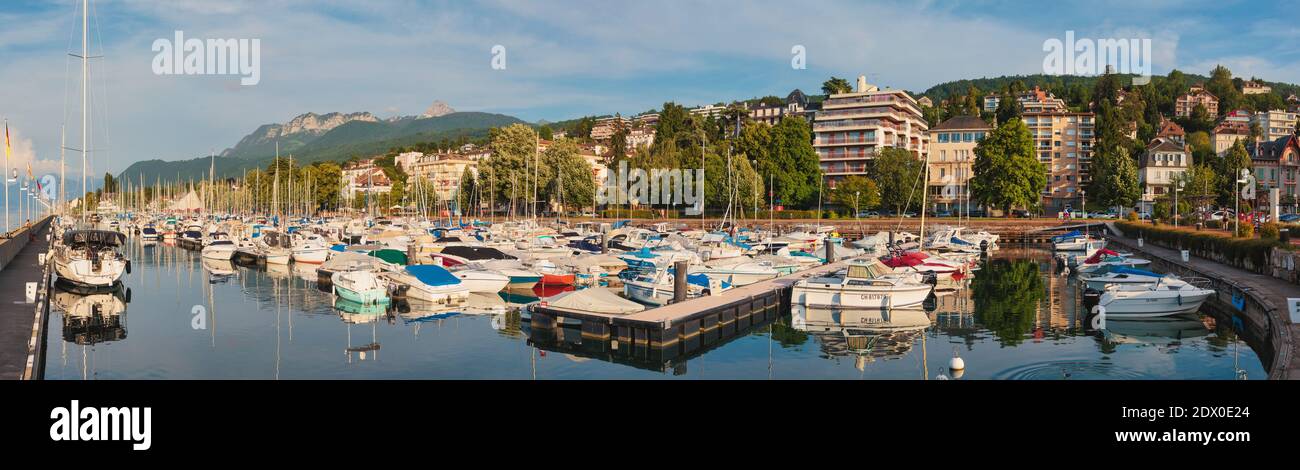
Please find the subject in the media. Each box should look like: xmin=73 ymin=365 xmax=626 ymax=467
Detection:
xmin=1116 ymin=221 xmax=1284 ymax=272
xmin=1259 ymin=222 xmax=1280 ymax=239
xmin=1236 ymin=223 xmax=1254 ymax=238
xmin=1125 ymin=211 xmax=1139 ymax=222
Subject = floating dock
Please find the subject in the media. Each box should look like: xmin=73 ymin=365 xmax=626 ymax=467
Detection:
xmin=529 ymin=260 xmax=855 ymax=354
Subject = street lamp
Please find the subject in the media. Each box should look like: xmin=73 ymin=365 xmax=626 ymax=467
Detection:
xmin=1236 ymin=169 xmax=1249 ymax=237
xmin=1080 ymin=189 xmax=1086 ymax=219
xmin=1174 ymin=179 xmax=1184 ymax=227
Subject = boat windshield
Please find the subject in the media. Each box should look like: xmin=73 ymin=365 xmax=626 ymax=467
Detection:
xmin=846 ymin=261 xmax=888 ymax=279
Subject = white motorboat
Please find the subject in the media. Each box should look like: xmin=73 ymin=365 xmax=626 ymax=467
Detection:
xmin=533 ymin=288 xmax=645 ymax=316
xmin=1080 ymin=267 xmax=1165 ymax=290
xmin=792 ymin=259 xmax=933 ymax=309
xmin=332 ymin=270 xmax=391 ymax=305
xmin=291 ymin=232 xmax=330 ymax=264
xmin=53 ymin=230 xmax=130 ymax=289
xmin=1093 ymin=277 xmax=1215 ymax=318
xmin=693 ymin=259 xmax=780 ymax=286
xmin=382 ymin=264 xmax=471 ymax=305
xmin=623 ymin=269 xmax=729 ymax=306
xmin=201 ymin=232 xmax=237 ymax=260
xmin=255 ymin=229 xmax=293 ymax=265
xmin=1052 ymin=230 xmax=1104 ymax=251
xmin=450 ymin=268 xmax=510 ymax=293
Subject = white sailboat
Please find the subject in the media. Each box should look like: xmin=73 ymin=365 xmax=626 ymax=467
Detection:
xmin=53 ymin=1 xmax=129 ymax=289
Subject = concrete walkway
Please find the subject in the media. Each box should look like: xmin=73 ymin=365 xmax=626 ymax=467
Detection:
xmin=1106 ymin=222 xmax=1299 ymax=379
xmin=0 ymin=221 xmax=52 ymax=380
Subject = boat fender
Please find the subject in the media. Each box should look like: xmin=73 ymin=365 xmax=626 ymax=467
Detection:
xmin=125 ymin=260 xmax=132 ymax=274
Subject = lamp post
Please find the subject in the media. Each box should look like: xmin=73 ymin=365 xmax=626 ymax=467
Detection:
xmin=1236 ymin=169 xmax=1249 ymax=237
xmin=1174 ymin=179 xmax=1183 ymax=227
xmin=1081 ymin=189 xmax=1086 ymax=219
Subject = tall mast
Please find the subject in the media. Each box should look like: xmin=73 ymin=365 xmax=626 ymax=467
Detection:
xmin=60 ymin=126 xmax=66 ymax=215
xmin=80 ymin=0 xmax=88 ymax=223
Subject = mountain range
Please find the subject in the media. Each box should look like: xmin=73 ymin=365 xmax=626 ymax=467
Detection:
xmin=119 ymin=102 xmax=523 ymax=183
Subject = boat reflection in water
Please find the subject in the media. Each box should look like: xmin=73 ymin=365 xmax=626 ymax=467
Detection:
xmin=1089 ymin=314 xmax=1211 ymax=351
xmin=791 ymin=305 xmax=932 ymax=372
xmin=54 ymin=285 xmax=131 ymax=345
xmin=334 ymin=298 xmax=387 ymax=363
xmin=202 ymin=257 xmax=238 ymax=282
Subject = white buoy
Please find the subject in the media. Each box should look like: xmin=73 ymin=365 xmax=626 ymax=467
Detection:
xmin=949 ymin=347 xmax=965 ymax=371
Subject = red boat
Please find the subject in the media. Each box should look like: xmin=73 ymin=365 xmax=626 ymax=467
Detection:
xmin=540 ymin=272 xmax=576 ymax=286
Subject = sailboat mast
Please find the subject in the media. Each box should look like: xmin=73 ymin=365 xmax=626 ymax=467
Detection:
xmin=80 ymin=0 xmax=88 ymax=223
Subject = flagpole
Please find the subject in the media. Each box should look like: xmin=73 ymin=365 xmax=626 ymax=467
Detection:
xmin=4 ymin=119 xmax=10 ymax=235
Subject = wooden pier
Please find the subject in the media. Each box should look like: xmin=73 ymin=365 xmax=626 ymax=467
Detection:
xmin=527 ymin=260 xmax=857 ymax=371
xmin=0 ymin=216 xmax=55 ymax=380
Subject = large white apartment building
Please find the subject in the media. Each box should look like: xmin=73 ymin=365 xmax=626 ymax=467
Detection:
xmin=813 ymin=75 xmax=929 ymax=187
xmin=1253 ymin=110 xmax=1299 ymax=142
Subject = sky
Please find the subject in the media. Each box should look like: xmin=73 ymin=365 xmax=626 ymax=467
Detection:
xmin=0 ymin=0 xmax=1296 ymax=182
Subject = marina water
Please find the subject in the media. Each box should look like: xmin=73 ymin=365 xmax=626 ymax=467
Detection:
xmin=44 ymin=240 xmax=1265 ymax=379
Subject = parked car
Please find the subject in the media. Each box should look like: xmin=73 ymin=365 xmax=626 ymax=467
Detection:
xmin=1137 ymin=211 xmax=1152 ymax=220
xmin=1011 ymin=209 xmax=1032 ymax=218
xmin=935 ymin=210 xmax=953 ymax=218
xmin=1088 ymin=211 xmax=1115 ymax=219
xmin=1207 ymin=210 xmax=1234 ymax=221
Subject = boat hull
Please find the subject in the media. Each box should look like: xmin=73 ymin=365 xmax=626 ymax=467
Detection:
xmin=792 ymin=282 xmax=932 ymax=309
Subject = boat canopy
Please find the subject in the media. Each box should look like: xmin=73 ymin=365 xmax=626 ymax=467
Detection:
xmin=440 ymin=245 xmax=515 ymax=260
xmin=1083 ymin=249 xmax=1120 ymax=264
xmin=543 ymin=288 xmax=645 ymax=315
xmin=62 ymin=230 xmax=125 ymax=246
xmin=403 ymin=265 xmax=461 ymax=286
xmin=1052 ymin=230 xmax=1083 ymax=241
xmin=367 ymin=249 xmax=408 ymax=265
xmin=1109 ymin=267 xmax=1164 ymax=277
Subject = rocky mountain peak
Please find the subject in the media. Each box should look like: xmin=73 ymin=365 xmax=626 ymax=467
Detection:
xmin=422 ymin=101 xmax=455 ymax=118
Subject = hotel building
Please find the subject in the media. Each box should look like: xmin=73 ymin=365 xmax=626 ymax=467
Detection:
xmin=813 ymin=75 xmax=929 ymax=187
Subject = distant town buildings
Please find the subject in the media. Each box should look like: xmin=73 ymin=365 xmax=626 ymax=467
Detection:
xmin=926 ymin=116 xmax=990 ymax=212
xmin=748 ymin=89 xmax=810 ymax=126
xmin=813 ymin=75 xmax=930 ymax=187
xmin=342 ymin=159 xmax=393 ymax=196
xmin=981 ymin=86 xmax=1068 ymax=114
xmin=1175 ymin=84 xmax=1219 ymax=118
xmin=1137 ymin=138 xmax=1192 ymax=212
xmin=1241 ymin=80 xmax=1272 ymax=95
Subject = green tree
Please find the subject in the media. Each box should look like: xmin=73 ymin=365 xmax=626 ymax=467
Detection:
xmin=484 ymin=123 xmax=542 ymax=211
xmin=1206 ymin=65 xmax=1241 ymax=117
xmin=822 ymin=76 xmax=852 ymax=95
xmin=760 ymin=116 xmax=821 ymax=208
xmin=541 ymin=138 xmax=595 ymax=210
xmin=969 ymin=118 xmax=1044 ymax=216
xmin=456 ymin=165 xmax=477 ymax=215
xmin=609 ymin=127 xmax=629 ymax=167
xmin=828 ymin=175 xmax=880 ymax=214
xmin=1217 ymin=139 xmax=1253 ymax=206
xmin=538 ymin=124 xmax=554 ymax=141
xmin=871 ymin=147 xmax=925 ymax=214
xmin=994 ymin=87 xmax=1022 ymax=125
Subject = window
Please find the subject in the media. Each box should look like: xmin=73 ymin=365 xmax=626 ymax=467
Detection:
xmin=937 ymin=133 xmax=949 ymax=143
xmin=963 ymin=132 xmax=974 ymax=142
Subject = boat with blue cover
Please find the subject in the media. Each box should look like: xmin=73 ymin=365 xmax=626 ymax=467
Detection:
xmin=381 ymin=264 xmax=471 ymax=304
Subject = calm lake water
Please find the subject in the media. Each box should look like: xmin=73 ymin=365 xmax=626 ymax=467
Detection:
xmin=43 ymin=240 xmax=1265 ymax=380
